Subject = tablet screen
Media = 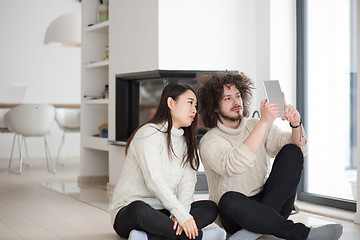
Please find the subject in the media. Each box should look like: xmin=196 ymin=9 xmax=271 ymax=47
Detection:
xmin=263 ymin=80 xmax=285 ymax=117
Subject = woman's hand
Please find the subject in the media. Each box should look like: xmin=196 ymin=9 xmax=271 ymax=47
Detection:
xmin=171 ymin=216 xmax=183 ymax=236
xmin=181 ymin=218 xmax=198 ymax=239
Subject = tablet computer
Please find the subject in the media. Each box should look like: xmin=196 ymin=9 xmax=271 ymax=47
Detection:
xmin=263 ymin=80 xmax=285 ymax=117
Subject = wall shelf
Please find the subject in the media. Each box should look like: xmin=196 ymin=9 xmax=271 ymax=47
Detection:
xmin=83 ymin=136 xmax=109 ymax=151
xmin=84 ymin=60 xmax=109 ymax=68
xmin=84 ymin=99 xmax=109 ymax=105
xmin=85 ymin=20 xmax=109 ymax=32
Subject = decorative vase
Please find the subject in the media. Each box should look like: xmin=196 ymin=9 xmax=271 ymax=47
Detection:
xmin=97 ymin=3 xmax=108 ymax=23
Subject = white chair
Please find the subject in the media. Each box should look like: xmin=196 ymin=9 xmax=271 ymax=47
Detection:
xmin=0 ymin=109 xmax=11 ymax=133
xmin=5 ymin=104 xmax=56 ymax=174
xmin=55 ymin=108 xmax=80 ymax=165
xmin=0 ymin=109 xmax=24 ymax=163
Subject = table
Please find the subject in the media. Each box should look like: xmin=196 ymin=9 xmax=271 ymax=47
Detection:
xmin=0 ymin=104 xmax=80 ymax=109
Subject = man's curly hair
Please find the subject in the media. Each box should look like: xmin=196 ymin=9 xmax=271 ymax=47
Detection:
xmin=196 ymin=71 xmax=254 ymax=128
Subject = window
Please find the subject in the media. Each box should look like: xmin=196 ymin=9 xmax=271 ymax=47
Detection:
xmin=297 ymin=0 xmax=357 ymax=211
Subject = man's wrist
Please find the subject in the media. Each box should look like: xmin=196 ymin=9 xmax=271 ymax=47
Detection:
xmin=290 ymin=119 xmax=302 ymax=128
xmin=258 ymin=118 xmax=271 ymax=128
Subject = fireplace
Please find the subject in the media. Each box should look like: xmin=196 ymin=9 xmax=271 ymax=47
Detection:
xmin=115 ymin=70 xmax=228 ymax=143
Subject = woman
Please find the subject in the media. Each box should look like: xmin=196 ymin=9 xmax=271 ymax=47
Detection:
xmin=110 ymin=83 xmax=223 ymax=240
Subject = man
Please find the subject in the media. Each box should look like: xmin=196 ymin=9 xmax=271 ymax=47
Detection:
xmin=196 ymin=72 xmax=343 ymax=240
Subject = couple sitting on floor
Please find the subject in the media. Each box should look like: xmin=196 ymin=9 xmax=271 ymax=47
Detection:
xmin=110 ymin=72 xmax=343 ymax=240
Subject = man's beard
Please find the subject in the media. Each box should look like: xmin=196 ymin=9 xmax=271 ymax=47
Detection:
xmin=218 ymin=110 xmax=243 ymax=122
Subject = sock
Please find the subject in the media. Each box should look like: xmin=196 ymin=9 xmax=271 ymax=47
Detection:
xmin=307 ymin=224 xmax=343 ymax=240
xmin=202 ymin=226 xmax=226 ymax=240
xmin=128 ymin=229 xmax=148 ymax=240
xmin=228 ymin=229 xmax=262 ymax=240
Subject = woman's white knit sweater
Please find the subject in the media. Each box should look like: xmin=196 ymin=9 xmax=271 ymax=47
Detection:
xmin=199 ymin=118 xmax=307 ymax=205
xmin=110 ymin=122 xmax=197 ymax=226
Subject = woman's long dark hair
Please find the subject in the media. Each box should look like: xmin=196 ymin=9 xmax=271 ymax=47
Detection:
xmin=125 ymin=83 xmax=200 ymax=171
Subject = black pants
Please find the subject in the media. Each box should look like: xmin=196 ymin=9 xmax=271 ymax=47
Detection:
xmin=113 ymin=200 xmax=218 ymax=240
xmin=218 ymin=144 xmax=310 ymax=240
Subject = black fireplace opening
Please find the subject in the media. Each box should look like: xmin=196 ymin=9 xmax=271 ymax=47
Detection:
xmin=115 ymin=70 xmax=233 ymax=143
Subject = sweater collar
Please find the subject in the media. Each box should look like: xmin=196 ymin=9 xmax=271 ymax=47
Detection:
xmin=216 ymin=118 xmax=246 ymax=135
xmin=159 ymin=122 xmax=184 ymax=137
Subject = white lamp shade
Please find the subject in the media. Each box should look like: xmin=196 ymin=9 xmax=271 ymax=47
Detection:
xmin=44 ymin=13 xmax=81 ymax=47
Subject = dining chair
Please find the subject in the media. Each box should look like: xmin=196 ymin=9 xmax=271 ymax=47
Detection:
xmin=55 ymin=108 xmax=80 ymax=165
xmin=0 ymin=109 xmax=11 ymax=133
xmin=5 ymin=104 xmax=56 ymax=174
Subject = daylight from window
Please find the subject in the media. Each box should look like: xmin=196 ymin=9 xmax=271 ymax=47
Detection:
xmin=306 ymin=0 xmax=356 ymax=201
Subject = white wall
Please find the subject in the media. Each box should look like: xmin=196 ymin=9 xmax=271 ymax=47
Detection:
xmin=253 ymin=0 xmax=271 ymax=112
xmin=158 ymin=0 xmax=256 ymax=73
xmin=109 ymin=0 xmax=159 ymax=75
xmin=270 ymin=0 xmax=296 ymax=105
xmin=252 ymin=0 xmax=296 ymax=115
xmin=0 ymin=0 xmax=81 ymax=159
xmin=110 ymin=0 xmax=258 ymax=78
xmin=269 ymin=0 xmax=297 ymax=130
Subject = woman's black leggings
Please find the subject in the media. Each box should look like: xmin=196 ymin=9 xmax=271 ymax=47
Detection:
xmin=113 ymin=200 xmax=218 ymax=240
xmin=218 ymin=144 xmax=311 ymax=240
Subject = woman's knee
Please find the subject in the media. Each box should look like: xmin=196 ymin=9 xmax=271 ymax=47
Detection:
xmin=127 ymin=200 xmax=148 ymax=211
xmin=200 ymin=200 xmax=218 ymax=213
xmin=205 ymin=200 xmax=219 ymax=221
xmin=126 ymin=200 xmax=151 ymax=223
xmin=192 ymin=200 xmax=218 ymax=222
xmin=113 ymin=201 xmax=149 ymax=237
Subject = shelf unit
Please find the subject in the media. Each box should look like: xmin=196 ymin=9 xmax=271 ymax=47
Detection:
xmin=80 ymin=0 xmax=110 ymax=181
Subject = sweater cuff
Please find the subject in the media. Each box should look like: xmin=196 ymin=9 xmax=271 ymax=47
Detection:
xmin=171 ymin=204 xmax=193 ymax=226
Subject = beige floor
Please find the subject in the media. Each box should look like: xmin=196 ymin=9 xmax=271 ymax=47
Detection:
xmin=0 ymin=156 xmax=359 ymax=240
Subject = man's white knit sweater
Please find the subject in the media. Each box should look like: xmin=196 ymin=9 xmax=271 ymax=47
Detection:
xmin=199 ymin=118 xmax=307 ymax=206
xmin=110 ymin=122 xmax=197 ymax=226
